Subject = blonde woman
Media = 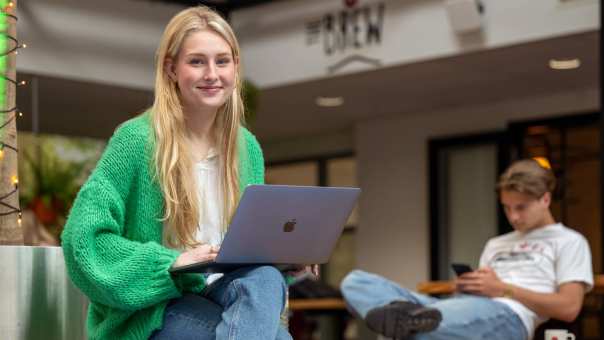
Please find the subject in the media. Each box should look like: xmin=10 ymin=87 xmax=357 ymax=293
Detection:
xmin=62 ymin=6 xmax=292 ymax=340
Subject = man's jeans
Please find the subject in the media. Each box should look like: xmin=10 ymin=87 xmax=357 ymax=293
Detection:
xmin=341 ymin=270 xmax=528 ymax=340
xmin=150 ymin=265 xmax=292 ymax=340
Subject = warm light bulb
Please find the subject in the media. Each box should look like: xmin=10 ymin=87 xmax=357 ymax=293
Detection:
xmin=11 ymin=175 xmax=18 ymax=186
xmin=19 ymin=80 xmax=26 ymax=86
xmin=18 ymin=112 xmax=22 ymax=117
xmin=21 ymin=43 xmax=27 ymax=48
xmin=533 ymin=157 xmax=551 ymax=169
xmin=0 ymin=149 xmax=4 ymax=159
xmin=7 ymin=2 xmax=14 ymax=8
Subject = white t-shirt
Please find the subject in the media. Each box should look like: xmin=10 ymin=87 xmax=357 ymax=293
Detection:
xmin=479 ymin=223 xmax=593 ymax=339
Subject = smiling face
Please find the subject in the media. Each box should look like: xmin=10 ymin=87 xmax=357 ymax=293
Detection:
xmin=166 ymin=29 xmax=237 ymax=115
xmin=500 ymin=190 xmax=552 ymax=233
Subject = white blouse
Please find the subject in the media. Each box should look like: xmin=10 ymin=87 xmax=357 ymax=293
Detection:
xmin=194 ymin=148 xmax=225 ymax=284
xmin=194 ymin=148 xmax=224 ymax=247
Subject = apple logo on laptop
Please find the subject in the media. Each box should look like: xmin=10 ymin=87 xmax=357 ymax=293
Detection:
xmin=283 ymin=219 xmax=297 ymax=232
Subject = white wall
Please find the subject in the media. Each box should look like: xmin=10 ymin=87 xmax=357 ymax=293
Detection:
xmin=232 ymin=0 xmax=599 ymax=88
xmin=355 ymin=86 xmax=600 ymax=286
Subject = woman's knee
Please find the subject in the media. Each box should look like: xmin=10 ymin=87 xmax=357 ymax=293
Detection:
xmin=249 ymin=264 xmax=284 ymax=278
xmin=242 ymin=265 xmax=287 ymax=291
xmin=226 ymin=266 xmax=288 ymax=311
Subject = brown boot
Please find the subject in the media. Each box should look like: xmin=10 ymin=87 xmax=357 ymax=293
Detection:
xmin=365 ymin=301 xmax=442 ymax=339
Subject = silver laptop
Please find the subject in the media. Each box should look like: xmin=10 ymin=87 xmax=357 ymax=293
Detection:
xmin=170 ymin=184 xmax=360 ymax=274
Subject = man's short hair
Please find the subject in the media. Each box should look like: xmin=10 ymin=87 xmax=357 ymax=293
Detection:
xmin=496 ymin=159 xmax=556 ymax=199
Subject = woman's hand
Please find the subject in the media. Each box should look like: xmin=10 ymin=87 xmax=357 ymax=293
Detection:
xmin=172 ymin=244 xmax=219 ymax=268
xmin=285 ymin=264 xmax=320 ymax=279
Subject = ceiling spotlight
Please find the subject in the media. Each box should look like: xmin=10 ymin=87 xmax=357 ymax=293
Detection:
xmin=316 ymin=96 xmax=344 ymax=107
xmin=549 ymin=58 xmax=580 ymax=70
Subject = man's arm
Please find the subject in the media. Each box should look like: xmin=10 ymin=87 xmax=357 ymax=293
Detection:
xmin=507 ymin=281 xmax=585 ymax=322
xmin=457 ymin=267 xmax=587 ymax=322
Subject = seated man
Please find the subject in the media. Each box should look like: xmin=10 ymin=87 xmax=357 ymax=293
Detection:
xmin=341 ymin=159 xmax=593 ymax=340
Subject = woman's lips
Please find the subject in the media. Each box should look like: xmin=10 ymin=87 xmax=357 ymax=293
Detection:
xmin=197 ymin=86 xmax=222 ymax=95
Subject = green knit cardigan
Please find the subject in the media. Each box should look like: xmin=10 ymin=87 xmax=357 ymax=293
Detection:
xmin=61 ymin=114 xmax=265 ymax=340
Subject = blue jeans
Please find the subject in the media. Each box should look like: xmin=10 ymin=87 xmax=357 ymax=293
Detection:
xmin=150 ymin=265 xmax=292 ymax=340
xmin=341 ymin=270 xmax=527 ymax=340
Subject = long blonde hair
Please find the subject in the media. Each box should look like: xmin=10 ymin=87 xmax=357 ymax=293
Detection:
xmin=151 ymin=6 xmax=244 ymax=248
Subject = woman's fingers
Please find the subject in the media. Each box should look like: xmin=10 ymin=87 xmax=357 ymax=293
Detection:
xmin=172 ymin=244 xmax=220 ymax=268
xmin=311 ymin=264 xmax=320 ymax=277
xmin=192 ymin=250 xmax=217 ymax=263
xmin=188 ymin=244 xmax=219 ymax=261
xmin=200 ymin=252 xmax=217 ymax=262
xmin=197 ymin=243 xmax=213 ymax=252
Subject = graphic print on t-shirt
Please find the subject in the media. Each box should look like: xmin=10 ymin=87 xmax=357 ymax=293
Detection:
xmin=486 ymin=240 xmax=555 ymax=282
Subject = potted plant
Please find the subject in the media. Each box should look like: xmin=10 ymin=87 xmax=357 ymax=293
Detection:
xmin=19 ymin=134 xmax=104 ymax=243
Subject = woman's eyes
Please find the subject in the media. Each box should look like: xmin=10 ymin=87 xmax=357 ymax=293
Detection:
xmin=216 ymin=58 xmax=231 ymax=65
xmin=188 ymin=58 xmax=231 ymax=66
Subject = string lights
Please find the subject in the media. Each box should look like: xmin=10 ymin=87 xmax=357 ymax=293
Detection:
xmin=0 ymin=0 xmax=24 ymax=227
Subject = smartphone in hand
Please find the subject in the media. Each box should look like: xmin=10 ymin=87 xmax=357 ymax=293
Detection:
xmin=451 ymin=263 xmax=473 ymax=276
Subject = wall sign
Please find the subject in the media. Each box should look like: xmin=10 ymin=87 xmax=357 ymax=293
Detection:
xmin=305 ymin=0 xmax=385 ymax=56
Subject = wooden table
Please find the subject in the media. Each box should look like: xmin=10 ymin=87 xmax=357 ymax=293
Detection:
xmin=289 ymin=298 xmax=347 ymax=311
xmin=417 ymin=274 xmax=604 ymax=295
xmin=416 ymin=280 xmax=455 ymax=295
xmin=288 ymin=276 xmax=604 ymax=309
